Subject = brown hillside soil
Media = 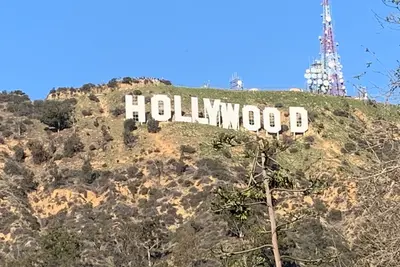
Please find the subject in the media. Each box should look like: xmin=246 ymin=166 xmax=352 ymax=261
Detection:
xmin=1 ymin=85 xmax=400 ymax=266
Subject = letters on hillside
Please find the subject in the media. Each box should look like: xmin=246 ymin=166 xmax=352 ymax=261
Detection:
xmin=125 ymin=94 xmax=309 ymax=135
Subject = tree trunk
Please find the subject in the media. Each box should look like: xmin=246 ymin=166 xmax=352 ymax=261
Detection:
xmin=261 ymin=152 xmax=282 ymax=267
xmin=147 ymin=248 xmax=152 ymax=267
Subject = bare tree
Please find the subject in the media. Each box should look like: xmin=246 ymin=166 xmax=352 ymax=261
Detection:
xmin=348 ymin=120 xmax=400 ymax=266
xmin=261 ymin=149 xmax=281 ymax=267
xmin=213 ymin=138 xmax=338 ymax=266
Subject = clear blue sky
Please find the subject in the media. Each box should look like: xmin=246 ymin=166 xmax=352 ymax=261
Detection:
xmin=0 ymin=0 xmax=398 ymax=100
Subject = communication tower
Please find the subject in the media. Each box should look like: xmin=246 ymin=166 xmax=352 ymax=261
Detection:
xmin=202 ymin=80 xmax=210 ymax=88
xmin=304 ymin=0 xmax=346 ymax=96
xmin=230 ymin=73 xmax=244 ymax=90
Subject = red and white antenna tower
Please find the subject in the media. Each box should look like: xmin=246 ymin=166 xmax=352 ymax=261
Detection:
xmin=305 ymin=0 xmax=346 ymax=96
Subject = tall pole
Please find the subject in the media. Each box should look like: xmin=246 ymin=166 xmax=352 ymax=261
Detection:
xmin=305 ymin=0 xmax=346 ymax=96
xmin=320 ymin=0 xmax=346 ymax=96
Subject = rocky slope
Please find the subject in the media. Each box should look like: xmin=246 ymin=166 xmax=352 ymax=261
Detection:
xmin=0 ymin=79 xmax=399 ymax=267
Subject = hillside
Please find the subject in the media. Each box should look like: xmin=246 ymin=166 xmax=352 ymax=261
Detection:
xmin=0 ymin=79 xmax=399 ymax=267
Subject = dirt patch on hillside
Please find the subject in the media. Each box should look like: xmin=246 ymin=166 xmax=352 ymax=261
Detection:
xmin=0 ymin=232 xmax=12 ymax=242
xmin=99 ymin=97 xmax=110 ymax=117
xmin=28 ymin=188 xmax=108 ymax=218
xmin=144 ymin=127 xmax=180 ymax=158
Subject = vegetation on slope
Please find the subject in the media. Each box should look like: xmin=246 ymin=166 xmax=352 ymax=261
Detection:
xmin=0 ymin=82 xmax=399 ymax=266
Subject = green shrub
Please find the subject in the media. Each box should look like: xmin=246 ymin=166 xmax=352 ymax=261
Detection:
xmin=315 ymin=122 xmax=325 ymax=134
xmin=327 ymin=209 xmax=342 ymax=222
xmin=308 ymin=111 xmax=318 ymax=122
xmin=180 ymin=145 xmax=196 ymax=154
xmin=222 ymin=148 xmax=232 ymax=158
xmin=147 ymin=118 xmax=160 ymax=133
xmin=341 ymin=142 xmax=357 ymax=154
xmin=39 ymin=227 xmax=81 ymax=267
xmin=280 ymin=124 xmax=289 ymax=133
xmin=13 ymin=146 xmax=26 ymax=162
xmin=101 ymin=126 xmax=114 ymax=142
xmin=282 ymin=134 xmax=294 ymax=146
xmin=111 ymin=107 xmax=125 ymax=117
xmin=333 ymin=109 xmax=349 ymax=117
xmin=123 ymin=131 xmax=136 ymax=148
xmin=38 ymin=100 xmax=75 ymax=131
xmin=3 ymin=160 xmax=36 ymax=191
xmin=304 ymin=135 xmax=315 ymax=144
xmin=159 ymin=79 xmax=172 ymax=85
xmin=124 ymin=119 xmax=137 ymax=132
xmin=122 ymin=77 xmax=133 ymax=84
xmin=107 ymin=78 xmax=118 ymax=88
xmin=63 ymin=134 xmax=84 ymax=157
xmin=23 ymin=118 xmax=33 ymax=125
xmin=2 ymin=130 xmax=13 ymax=138
xmin=88 ymin=94 xmax=100 ymax=102
xmin=81 ymin=159 xmax=99 ymax=184
xmin=81 ymin=109 xmax=92 ymax=116
xmin=133 ymin=89 xmax=142 ymax=95
xmin=81 ymin=83 xmax=96 ymax=92
xmin=27 ymin=140 xmax=49 ymax=164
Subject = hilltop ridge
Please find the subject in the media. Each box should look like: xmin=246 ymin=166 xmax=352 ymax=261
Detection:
xmin=46 ymin=77 xmax=172 ymax=100
xmin=0 ymin=80 xmax=399 ymax=267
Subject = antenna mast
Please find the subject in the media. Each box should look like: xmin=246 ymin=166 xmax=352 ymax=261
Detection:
xmin=305 ymin=0 xmax=346 ymax=96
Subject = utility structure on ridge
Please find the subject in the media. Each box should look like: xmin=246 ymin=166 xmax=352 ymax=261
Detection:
xmin=230 ymin=73 xmax=244 ymax=90
xmin=304 ymin=0 xmax=346 ymax=96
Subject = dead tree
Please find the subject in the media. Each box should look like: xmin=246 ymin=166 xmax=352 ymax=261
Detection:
xmin=349 ymin=120 xmax=400 ymax=266
xmin=260 ymin=142 xmax=282 ymax=267
xmin=214 ymin=138 xmax=332 ymax=266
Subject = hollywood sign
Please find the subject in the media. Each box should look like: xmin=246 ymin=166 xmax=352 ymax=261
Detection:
xmin=125 ymin=94 xmax=308 ymax=135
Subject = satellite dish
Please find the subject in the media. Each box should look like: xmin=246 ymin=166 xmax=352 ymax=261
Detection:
xmin=304 ymin=73 xmax=311 ymax=79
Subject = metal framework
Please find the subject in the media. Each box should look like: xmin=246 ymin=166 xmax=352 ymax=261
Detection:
xmin=305 ymin=0 xmax=346 ymax=96
xmin=230 ymin=73 xmax=244 ymax=90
